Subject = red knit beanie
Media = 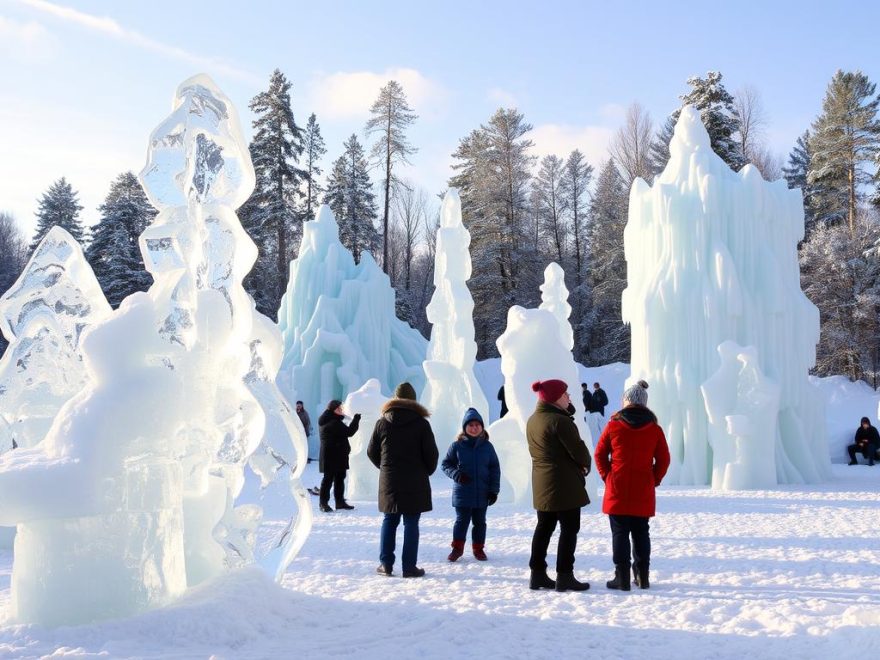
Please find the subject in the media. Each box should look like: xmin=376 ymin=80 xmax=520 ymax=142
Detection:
xmin=531 ymin=379 xmax=568 ymax=403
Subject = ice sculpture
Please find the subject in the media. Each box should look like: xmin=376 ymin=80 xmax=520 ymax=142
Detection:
xmin=702 ymin=341 xmax=781 ymax=490
xmin=0 ymin=227 xmax=111 ymax=452
xmin=277 ymin=205 xmax=427 ymax=459
xmin=0 ymin=75 xmax=311 ymax=626
xmin=342 ymin=378 xmax=387 ymax=500
xmin=421 ymin=189 xmax=490 ymax=450
xmin=487 ymin=265 xmax=597 ymax=505
xmin=623 ymin=105 xmax=829 ymax=486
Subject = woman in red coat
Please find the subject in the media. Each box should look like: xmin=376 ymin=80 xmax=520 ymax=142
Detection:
xmin=595 ymin=380 xmax=670 ymax=591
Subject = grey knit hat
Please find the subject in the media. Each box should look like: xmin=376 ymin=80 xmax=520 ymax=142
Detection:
xmin=622 ymin=379 xmax=649 ymax=406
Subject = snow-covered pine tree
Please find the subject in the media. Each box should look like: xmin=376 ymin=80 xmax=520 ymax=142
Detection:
xmin=324 ymin=134 xmax=380 ymax=263
xmin=651 ymin=71 xmax=744 ymax=175
xmin=365 ymin=80 xmax=418 ymax=275
xmin=532 ymin=154 xmax=567 ymax=264
xmin=29 ymin=177 xmax=85 ymax=252
xmin=783 ymin=131 xmax=819 ymax=235
xmin=808 ymin=70 xmax=880 ymax=235
xmin=586 ymin=159 xmax=630 ymax=365
xmin=0 ymin=212 xmax=27 ymax=356
xmin=85 ymin=172 xmax=156 ymax=307
xmin=449 ymin=108 xmax=538 ymax=358
xmin=301 ymin=113 xmax=326 ymax=223
xmin=240 ymin=69 xmax=304 ymax=319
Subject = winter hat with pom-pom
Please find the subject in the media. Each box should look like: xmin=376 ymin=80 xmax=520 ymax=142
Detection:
xmin=461 ymin=407 xmax=484 ymax=432
xmin=622 ymin=380 xmax=649 ymax=407
xmin=531 ymin=379 xmax=568 ymax=403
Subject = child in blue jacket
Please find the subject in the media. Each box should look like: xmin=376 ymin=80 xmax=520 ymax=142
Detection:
xmin=441 ymin=408 xmax=501 ymax=561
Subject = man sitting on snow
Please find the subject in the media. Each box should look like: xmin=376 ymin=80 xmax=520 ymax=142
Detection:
xmin=848 ymin=417 xmax=879 ymax=466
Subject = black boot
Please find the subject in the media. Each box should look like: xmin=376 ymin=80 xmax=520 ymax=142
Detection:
xmin=555 ymin=572 xmax=590 ymax=592
xmin=335 ymin=501 xmax=355 ymax=510
xmin=606 ymin=564 xmax=631 ymax=591
xmin=529 ymin=569 xmax=556 ymax=590
xmin=633 ymin=562 xmax=650 ymax=589
xmin=319 ymin=502 xmax=334 ymax=513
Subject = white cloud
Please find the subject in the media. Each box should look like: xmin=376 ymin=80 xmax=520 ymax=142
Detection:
xmin=487 ymin=87 xmax=518 ymax=108
xmin=530 ymin=123 xmax=615 ymax=168
xmin=0 ymin=15 xmax=58 ymax=61
xmin=308 ymin=68 xmax=448 ymax=121
xmin=15 ymin=0 xmax=259 ymax=84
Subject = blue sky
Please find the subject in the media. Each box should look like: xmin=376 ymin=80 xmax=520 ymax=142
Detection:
xmin=1 ymin=0 xmax=878 ymax=237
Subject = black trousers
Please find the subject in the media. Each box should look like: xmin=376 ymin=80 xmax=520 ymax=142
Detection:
xmin=609 ymin=514 xmax=650 ymax=568
xmin=320 ymin=470 xmax=347 ymax=504
xmin=847 ymin=443 xmax=877 ymax=463
xmin=529 ymin=508 xmax=580 ymax=573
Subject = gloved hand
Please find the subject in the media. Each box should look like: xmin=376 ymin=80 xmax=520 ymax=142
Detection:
xmin=353 ymin=413 xmax=361 ymax=421
xmin=487 ymin=492 xmax=498 ymax=506
xmin=455 ymin=472 xmax=471 ymax=485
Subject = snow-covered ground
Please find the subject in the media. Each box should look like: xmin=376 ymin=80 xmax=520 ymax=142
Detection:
xmin=1 ymin=462 xmax=878 ymax=659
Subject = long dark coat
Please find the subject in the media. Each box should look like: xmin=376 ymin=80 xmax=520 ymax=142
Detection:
xmin=526 ymin=401 xmax=591 ymax=512
xmin=318 ymin=409 xmax=360 ymax=474
xmin=367 ymin=398 xmax=438 ymax=514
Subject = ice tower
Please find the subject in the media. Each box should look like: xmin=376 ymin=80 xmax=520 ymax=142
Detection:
xmin=622 ymin=105 xmax=829 ymax=486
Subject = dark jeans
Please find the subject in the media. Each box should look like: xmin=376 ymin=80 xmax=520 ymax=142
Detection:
xmin=529 ymin=508 xmax=580 ymax=573
xmin=453 ymin=506 xmax=488 ymax=544
xmin=609 ymin=514 xmax=651 ymax=567
xmin=847 ymin=443 xmax=878 ymax=464
xmin=380 ymin=512 xmax=421 ymax=570
xmin=320 ymin=469 xmax=347 ymax=504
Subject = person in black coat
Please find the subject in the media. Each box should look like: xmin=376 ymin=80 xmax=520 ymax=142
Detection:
xmin=581 ymin=383 xmax=593 ymax=417
xmin=318 ymin=400 xmax=361 ymax=512
xmin=848 ymin=417 xmax=879 ymax=466
xmin=590 ymin=382 xmax=609 ymax=416
xmin=367 ymin=382 xmax=438 ymax=578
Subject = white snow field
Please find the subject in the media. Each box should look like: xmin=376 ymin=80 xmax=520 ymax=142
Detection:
xmin=0 ymin=462 xmax=877 ymax=659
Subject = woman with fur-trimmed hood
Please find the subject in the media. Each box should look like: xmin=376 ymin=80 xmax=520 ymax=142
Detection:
xmin=367 ymin=382 xmax=438 ymax=578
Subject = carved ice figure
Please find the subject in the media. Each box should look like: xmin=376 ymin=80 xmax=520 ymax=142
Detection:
xmin=422 ymin=189 xmax=490 ymax=450
xmin=487 ymin=265 xmax=596 ymax=505
xmin=277 ymin=205 xmax=427 ymax=460
xmin=623 ymin=105 xmax=829 ymax=486
xmin=701 ymin=341 xmax=780 ymax=489
xmin=0 ymin=227 xmax=111 ymax=452
xmin=343 ymin=378 xmax=387 ymax=500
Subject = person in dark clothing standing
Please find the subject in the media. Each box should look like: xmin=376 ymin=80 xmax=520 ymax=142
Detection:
xmin=526 ymin=379 xmax=592 ymax=592
xmin=318 ymin=400 xmax=361 ymax=512
xmin=590 ymin=382 xmax=609 ymax=416
xmin=581 ymin=383 xmax=593 ymax=417
xmin=368 ymin=382 xmax=439 ymax=578
xmin=296 ymin=400 xmax=312 ymax=441
xmin=441 ymin=408 xmax=501 ymax=562
xmin=497 ymin=385 xmax=508 ymax=418
xmin=848 ymin=417 xmax=879 ymax=466
xmin=595 ymin=380 xmax=670 ymax=591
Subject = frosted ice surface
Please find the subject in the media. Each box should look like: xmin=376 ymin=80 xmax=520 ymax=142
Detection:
xmin=342 ymin=378 xmax=387 ymax=500
xmin=0 ymin=226 xmax=111 ymax=451
xmin=487 ymin=265 xmax=596 ymax=505
xmin=277 ymin=205 xmax=427 ymax=459
xmin=422 ymin=189 xmax=490 ymax=450
xmin=623 ymin=105 xmax=829 ymax=486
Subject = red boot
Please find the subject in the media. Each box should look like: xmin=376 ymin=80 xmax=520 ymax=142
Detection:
xmin=447 ymin=540 xmax=465 ymax=562
xmin=472 ymin=544 xmax=488 ymax=561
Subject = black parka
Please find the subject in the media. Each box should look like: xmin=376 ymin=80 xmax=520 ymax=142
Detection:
xmin=318 ymin=409 xmax=360 ymax=474
xmin=367 ymin=398 xmax=438 ymax=514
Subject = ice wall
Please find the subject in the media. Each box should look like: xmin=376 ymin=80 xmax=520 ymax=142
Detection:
xmin=0 ymin=227 xmax=111 ymax=452
xmin=276 ymin=205 xmax=427 ymax=459
xmin=422 ymin=189 xmax=490 ymax=448
xmin=622 ymin=105 xmax=829 ymax=486
xmin=487 ymin=264 xmax=597 ymax=505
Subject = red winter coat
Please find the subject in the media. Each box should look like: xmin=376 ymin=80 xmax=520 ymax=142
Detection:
xmin=595 ymin=405 xmax=670 ymax=517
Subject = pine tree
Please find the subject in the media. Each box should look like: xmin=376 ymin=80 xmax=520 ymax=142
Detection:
xmin=30 ymin=177 xmax=85 ymax=251
xmin=586 ymin=159 xmax=630 ymax=365
xmin=783 ymin=131 xmax=818 ymax=234
xmin=85 ymin=172 xmax=156 ymax=308
xmin=365 ymin=80 xmax=418 ymax=274
xmin=532 ymin=154 xmax=567 ymax=263
xmin=324 ymin=134 xmax=380 ymax=262
xmin=808 ymin=70 xmax=880 ymax=235
xmin=0 ymin=212 xmax=27 ymax=356
xmin=241 ymin=69 xmax=304 ymax=318
xmin=651 ymin=71 xmax=744 ymax=175
xmin=302 ymin=113 xmax=326 ymax=222
xmin=560 ymin=149 xmax=593 ymax=288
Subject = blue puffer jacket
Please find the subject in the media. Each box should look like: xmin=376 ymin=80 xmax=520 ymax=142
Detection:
xmin=441 ymin=433 xmax=501 ymax=508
